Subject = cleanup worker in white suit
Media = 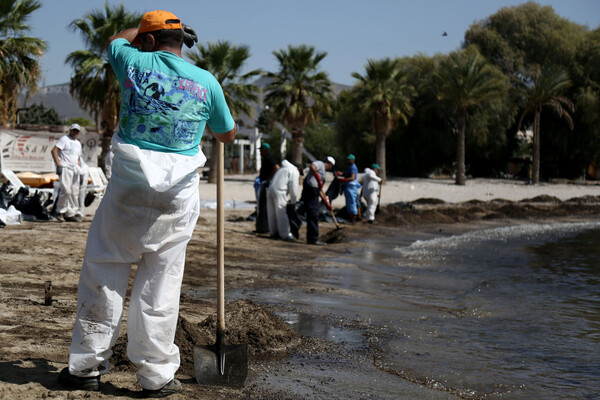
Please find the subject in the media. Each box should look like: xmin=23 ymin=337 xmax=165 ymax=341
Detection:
xmin=266 ymin=159 xmax=300 ymax=240
xmin=77 ymin=156 xmax=90 ymax=218
xmin=362 ymin=163 xmax=382 ymax=224
xmin=51 ymin=123 xmax=83 ymax=222
xmin=58 ymin=10 xmax=236 ymax=398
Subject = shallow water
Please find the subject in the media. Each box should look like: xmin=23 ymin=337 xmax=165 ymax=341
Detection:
xmin=227 ymin=221 xmax=600 ymax=399
xmin=326 ymin=221 xmax=600 ymax=399
xmin=391 ymin=222 xmax=600 ymax=399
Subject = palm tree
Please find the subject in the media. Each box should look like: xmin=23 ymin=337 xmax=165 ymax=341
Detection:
xmin=187 ymin=40 xmax=261 ymax=182
xmin=351 ymin=58 xmax=415 ymax=183
xmin=0 ymin=0 xmax=47 ymax=127
xmin=66 ymin=3 xmax=141 ymax=166
xmin=435 ymin=49 xmax=506 ymax=185
xmin=516 ymin=66 xmax=574 ymax=184
xmin=264 ymin=44 xmax=334 ymax=165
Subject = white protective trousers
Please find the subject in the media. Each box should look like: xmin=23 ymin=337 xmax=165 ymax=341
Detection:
xmin=57 ymin=167 xmax=80 ymax=217
xmin=68 ymin=135 xmax=205 ymax=390
xmin=266 ymin=188 xmax=291 ymax=239
xmin=363 ymin=191 xmax=379 ymax=221
xmin=77 ymin=164 xmax=89 ymax=216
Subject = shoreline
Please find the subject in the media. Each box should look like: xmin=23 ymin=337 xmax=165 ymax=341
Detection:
xmin=0 ymin=178 xmax=599 ymax=399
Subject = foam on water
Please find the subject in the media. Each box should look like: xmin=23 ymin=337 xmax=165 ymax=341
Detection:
xmin=395 ymin=221 xmax=600 ymax=264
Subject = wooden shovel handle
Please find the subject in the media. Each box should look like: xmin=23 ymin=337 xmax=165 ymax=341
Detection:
xmin=217 ymin=141 xmax=225 ymax=332
xmin=320 ymin=189 xmax=340 ymax=229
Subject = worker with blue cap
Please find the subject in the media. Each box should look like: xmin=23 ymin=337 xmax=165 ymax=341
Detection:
xmin=337 ymin=154 xmax=362 ymax=222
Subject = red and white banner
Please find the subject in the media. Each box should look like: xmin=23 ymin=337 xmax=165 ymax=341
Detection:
xmin=0 ymin=129 xmax=100 ymax=173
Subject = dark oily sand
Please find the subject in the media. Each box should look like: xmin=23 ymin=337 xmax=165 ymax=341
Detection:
xmin=111 ymin=299 xmax=301 ymax=377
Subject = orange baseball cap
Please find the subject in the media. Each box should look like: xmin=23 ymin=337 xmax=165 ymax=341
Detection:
xmin=132 ymin=10 xmax=182 ymax=44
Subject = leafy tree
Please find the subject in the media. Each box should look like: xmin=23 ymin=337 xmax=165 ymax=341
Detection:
xmin=350 ymin=58 xmax=415 ymax=182
xmin=66 ymin=117 xmax=94 ymax=127
xmin=19 ymin=103 xmax=63 ymax=125
xmin=516 ymin=66 xmax=574 ymax=183
xmin=435 ymin=48 xmax=507 ymax=185
xmin=264 ymin=44 xmax=334 ymax=165
xmin=0 ymin=0 xmax=47 ymax=127
xmin=66 ymin=3 xmax=141 ymax=166
xmin=304 ymin=121 xmax=341 ymax=167
xmin=187 ymin=40 xmax=261 ymax=183
xmin=334 ymin=89 xmax=372 ymax=170
xmin=390 ymin=55 xmax=455 ymax=177
xmin=464 ymin=1 xmax=598 ymax=179
xmin=464 ymin=2 xmax=586 ymax=81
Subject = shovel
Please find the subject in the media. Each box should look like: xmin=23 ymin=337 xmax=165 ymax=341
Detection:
xmin=194 ymin=141 xmax=248 ymax=388
xmin=320 ymin=189 xmax=341 ymax=230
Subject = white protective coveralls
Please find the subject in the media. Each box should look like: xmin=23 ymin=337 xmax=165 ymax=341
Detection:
xmin=55 ymin=134 xmax=82 ymax=217
xmin=361 ymin=167 xmax=382 ymax=221
xmin=77 ymin=160 xmax=89 ymax=217
xmin=68 ymin=134 xmax=206 ymax=390
xmin=266 ymin=159 xmax=299 ymax=239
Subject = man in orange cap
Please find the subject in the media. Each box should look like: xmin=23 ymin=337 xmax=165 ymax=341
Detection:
xmin=59 ymin=10 xmax=236 ymax=397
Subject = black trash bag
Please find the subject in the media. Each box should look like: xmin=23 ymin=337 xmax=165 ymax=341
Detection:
xmin=84 ymin=191 xmax=96 ymax=207
xmin=255 ymin=183 xmax=269 ymax=233
xmin=9 ymin=186 xmax=30 ymax=209
xmin=286 ymin=203 xmax=302 ymax=239
xmin=246 ymin=210 xmax=257 ymax=221
xmin=10 ymin=187 xmax=52 ymax=220
xmin=0 ymin=183 xmax=12 ymax=210
xmin=325 ymin=175 xmax=342 ymax=202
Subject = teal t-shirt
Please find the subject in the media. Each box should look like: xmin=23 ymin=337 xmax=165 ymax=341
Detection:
xmin=108 ymin=38 xmax=235 ymax=155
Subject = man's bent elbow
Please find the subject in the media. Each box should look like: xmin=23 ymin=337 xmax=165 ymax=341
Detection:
xmin=213 ymin=125 xmax=237 ymax=144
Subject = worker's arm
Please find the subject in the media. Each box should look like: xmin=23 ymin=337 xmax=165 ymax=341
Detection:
xmin=51 ymin=146 xmax=61 ymax=167
xmin=309 ymin=164 xmax=323 ymax=189
xmin=269 ymin=164 xmax=280 ymax=179
xmin=340 ymin=171 xmax=356 ymax=183
xmin=208 ymin=124 xmax=237 ymax=144
xmin=107 ymin=28 xmax=139 ymax=48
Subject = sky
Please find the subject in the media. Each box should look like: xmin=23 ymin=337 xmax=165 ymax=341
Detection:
xmin=27 ymin=0 xmax=600 ymax=87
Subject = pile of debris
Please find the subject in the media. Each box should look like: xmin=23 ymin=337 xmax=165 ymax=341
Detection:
xmin=0 ymin=182 xmax=53 ymax=227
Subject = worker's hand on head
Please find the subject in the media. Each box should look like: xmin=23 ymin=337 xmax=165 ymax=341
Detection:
xmin=182 ymin=24 xmax=198 ymax=48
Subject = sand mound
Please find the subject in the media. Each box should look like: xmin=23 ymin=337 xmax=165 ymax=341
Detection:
xmin=111 ymin=299 xmax=300 ymax=377
xmin=565 ymin=195 xmax=600 ymax=204
xmin=523 ymin=195 xmax=562 ymax=203
xmin=410 ymin=198 xmax=446 ymax=205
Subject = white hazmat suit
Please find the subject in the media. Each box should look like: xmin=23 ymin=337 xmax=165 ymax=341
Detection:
xmin=266 ymin=160 xmax=299 ymax=239
xmin=54 ymin=134 xmax=82 ymax=218
xmin=68 ymin=135 xmax=206 ymax=390
xmin=361 ymin=167 xmax=382 ymax=221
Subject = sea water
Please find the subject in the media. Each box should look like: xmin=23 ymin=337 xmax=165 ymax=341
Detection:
xmin=216 ymin=221 xmax=600 ymax=398
xmin=329 ymin=221 xmax=600 ymax=399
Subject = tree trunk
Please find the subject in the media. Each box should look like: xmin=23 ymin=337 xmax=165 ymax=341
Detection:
xmin=455 ymin=112 xmax=466 ymax=186
xmin=532 ymin=107 xmax=541 ymax=184
xmin=375 ymin=131 xmax=387 ymax=184
xmin=291 ymin=131 xmax=304 ymax=166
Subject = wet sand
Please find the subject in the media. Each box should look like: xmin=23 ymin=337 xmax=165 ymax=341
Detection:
xmin=0 ymin=175 xmax=598 ymax=399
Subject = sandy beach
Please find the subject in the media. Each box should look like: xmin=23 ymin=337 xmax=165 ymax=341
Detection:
xmin=0 ymin=175 xmax=599 ymax=399
xmin=201 ymin=173 xmax=600 ymax=205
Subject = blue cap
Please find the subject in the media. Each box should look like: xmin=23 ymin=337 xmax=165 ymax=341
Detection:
xmin=347 ymin=154 xmax=355 ymax=160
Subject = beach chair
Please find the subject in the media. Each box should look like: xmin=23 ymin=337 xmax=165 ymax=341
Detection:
xmin=1 ymin=169 xmax=26 ymax=190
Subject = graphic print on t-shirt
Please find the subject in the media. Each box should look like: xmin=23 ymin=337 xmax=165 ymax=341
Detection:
xmin=121 ymin=67 xmax=208 ymax=150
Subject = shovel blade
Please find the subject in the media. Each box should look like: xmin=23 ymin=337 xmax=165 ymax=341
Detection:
xmin=194 ymin=344 xmax=248 ymax=388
